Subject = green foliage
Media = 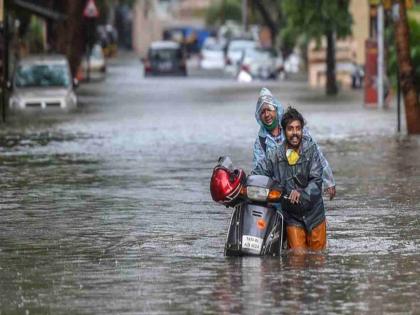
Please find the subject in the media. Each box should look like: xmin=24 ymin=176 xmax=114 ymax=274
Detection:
xmin=27 ymin=16 xmax=44 ymax=53
xmin=278 ymin=26 xmax=299 ymax=57
xmin=281 ymin=0 xmax=353 ymax=40
xmin=205 ymin=0 xmax=242 ymax=26
xmin=120 ymin=0 xmax=137 ymax=8
xmin=387 ymin=18 xmax=420 ymax=91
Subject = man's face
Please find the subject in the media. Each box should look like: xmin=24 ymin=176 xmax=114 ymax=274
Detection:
xmin=259 ymin=103 xmax=276 ymax=126
xmin=285 ymin=119 xmax=303 ymax=149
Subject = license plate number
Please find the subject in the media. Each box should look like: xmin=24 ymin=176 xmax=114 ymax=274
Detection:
xmin=242 ymin=235 xmax=263 ymax=252
xmin=259 ymin=68 xmax=270 ymax=78
xmin=159 ymin=62 xmax=172 ymax=71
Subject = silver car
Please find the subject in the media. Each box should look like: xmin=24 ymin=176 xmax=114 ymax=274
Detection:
xmin=224 ymin=39 xmax=258 ymax=76
xmin=9 ymin=55 xmax=78 ymax=111
xmin=239 ymin=47 xmax=284 ymax=80
xmin=200 ymin=37 xmax=226 ymax=70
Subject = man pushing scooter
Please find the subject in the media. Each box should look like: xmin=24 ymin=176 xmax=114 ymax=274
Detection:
xmin=252 ymin=107 xmax=327 ymax=251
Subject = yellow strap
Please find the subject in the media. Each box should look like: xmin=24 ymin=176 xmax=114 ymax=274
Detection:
xmin=286 ymin=149 xmax=300 ymax=165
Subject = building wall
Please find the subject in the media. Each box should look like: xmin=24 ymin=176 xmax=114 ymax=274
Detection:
xmin=307 ymin=0 xmax=370 ymax=88
xmin=132 ymin=0 xmax=163 ymax=58
xmin=350 ymin=0 xmax=370 ymax=65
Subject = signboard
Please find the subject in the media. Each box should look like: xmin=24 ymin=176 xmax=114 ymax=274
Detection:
xmin=0 ymin=0 xmax=3 ymax=23
xmin=83 ymin=0 xmax=99 ymax=18
xmin=371 ymin=0 xmax=413 ymax=10
xmin=405 ymin=0 xmax=413 ymax=9
xmin=364 ymin=39 xmax=378 ymax=107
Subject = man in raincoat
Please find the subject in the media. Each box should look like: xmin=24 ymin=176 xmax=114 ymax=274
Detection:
xmin=253 ymin=107 xmax=327 ymax=250
xmin=253 ymin=88 xmax=336 ymax=199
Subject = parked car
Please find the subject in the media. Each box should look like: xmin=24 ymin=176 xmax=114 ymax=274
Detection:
xmin=9 ymin=54 xmax=78 ymax=111
xmin=224 ymin=38 xmax=258 ymax=76
xmin=238 ymin=47 xmax=284 ymax=80
xmin=199 ymin=37 xmax=226 ymax=70
xmin=80 ymin=43 xmax=107 ymax=81
xmin=284 ymin=52 xmax=301 ymax=74
xmin=143 ymin=41 xmax=187 ymax=76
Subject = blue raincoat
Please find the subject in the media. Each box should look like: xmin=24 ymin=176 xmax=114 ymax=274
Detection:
xmin=252 ymin=88 xmax=335 ymax=189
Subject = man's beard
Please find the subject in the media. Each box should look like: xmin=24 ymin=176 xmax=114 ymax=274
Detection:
xmin=286 ymin=134 xmax=301 ymax=149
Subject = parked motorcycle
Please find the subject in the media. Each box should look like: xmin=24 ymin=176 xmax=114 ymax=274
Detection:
xmin=210 ymin=157 xmax=286 ymax=257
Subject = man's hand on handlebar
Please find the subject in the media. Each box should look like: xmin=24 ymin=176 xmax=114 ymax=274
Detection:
xmin=289 ymin=190 xmax=301 ymax=204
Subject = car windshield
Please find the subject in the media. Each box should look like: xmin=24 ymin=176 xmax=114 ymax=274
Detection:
xmin=15 ymin=64 xmax=70 ymax=88
xmin=229 ymin=41 xmax=256 ymax=52
xmin=150 ymin=49 xmax=182 ymax=60
xmin=245 ymin=49 xmax=276 ymax=60
xmin=90 ymin=45 xmax=104 ymax=59
xmin=203 ymin=43 xmax=224 ymax=51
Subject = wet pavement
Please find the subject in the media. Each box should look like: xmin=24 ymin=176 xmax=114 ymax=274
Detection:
xmin=1 ymin=53 xmax=420 ymax=314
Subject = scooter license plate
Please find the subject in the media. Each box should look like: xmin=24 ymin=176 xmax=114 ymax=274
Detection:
xmin=242 ymin=235 xmax=263 ymax=253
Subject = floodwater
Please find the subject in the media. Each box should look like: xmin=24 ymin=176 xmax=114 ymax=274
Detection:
xmin=1 ymin=54 xmax=420 ymax=314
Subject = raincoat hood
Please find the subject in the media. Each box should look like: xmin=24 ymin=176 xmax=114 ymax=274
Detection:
xmin=255 ymin=88 xmax=284 ymax=137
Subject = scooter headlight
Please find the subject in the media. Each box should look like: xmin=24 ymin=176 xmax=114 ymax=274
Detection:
xmin=241 ymin=186 xmax=282 ymax=202
xmin=245 ymin=186 xmax=269 ymax=202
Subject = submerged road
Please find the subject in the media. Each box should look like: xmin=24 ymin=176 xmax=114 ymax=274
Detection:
xmin=0 ymin=53 xmax=419 ymax=314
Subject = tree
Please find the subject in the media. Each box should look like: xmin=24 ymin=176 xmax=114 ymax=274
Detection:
xmin=251 ymin=1 xmax=281 ymax=44
xmin=282 ymin=0 xmax=353 ymax=95
xmin=52 ymin=0 xmax=116 ymax=76
xmin=52 ymin=1 xmax=87 ymax=77
xmin=205 ymin=0 xmax=242 ymax=26
xmin=393 ymin=0 xmax=420 ymax=134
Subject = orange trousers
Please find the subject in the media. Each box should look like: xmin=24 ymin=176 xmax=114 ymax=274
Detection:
xmin=286 ymin=220 xmax=327 ymax=251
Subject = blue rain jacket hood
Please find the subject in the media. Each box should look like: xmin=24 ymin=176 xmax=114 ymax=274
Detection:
xmin=252 ymin=88 xmax=336 ymax=189
xmin=255 ymin=88 xmax=284 ymax=138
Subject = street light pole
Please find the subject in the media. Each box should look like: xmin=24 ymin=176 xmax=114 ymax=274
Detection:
xmin=242 ymin=0 xmax=247 ymax=33
xmin=377 ymin=3 xmax=384 ymax=109
xmin=86 ymin=19 xmax=92 ymax=82
xmin=397 ymin=66 xmax=401 ymax=132
xmin=1 ymin=0 xmax=8 ymax=123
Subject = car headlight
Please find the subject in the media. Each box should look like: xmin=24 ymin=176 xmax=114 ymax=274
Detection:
xmin=66 ymin=92 xmax=77 ymax=105
xmin=9 ymin=96 xmax=23 ymax=109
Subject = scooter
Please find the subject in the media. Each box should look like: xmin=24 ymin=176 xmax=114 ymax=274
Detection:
xmin=210 ymin=157 xmax=286 ymax=257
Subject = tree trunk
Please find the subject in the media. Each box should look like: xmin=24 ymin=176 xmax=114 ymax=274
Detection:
xmin=54 ymin=2 xmax=86 ymax=77
xmin=325 ymin=30 xmax=337 ymax=95
xmin=253 ymin=1 xmax=278 ymax=45
xmin=394 ymin=0 xmax=420 ymax=134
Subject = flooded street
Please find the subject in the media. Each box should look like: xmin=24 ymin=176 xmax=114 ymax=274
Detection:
xmin=1 ymin=54 xmax=420 ymax=314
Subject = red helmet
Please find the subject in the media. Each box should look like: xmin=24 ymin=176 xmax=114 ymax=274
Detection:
xmin=210 ymin=163 xmax=245 ymax=206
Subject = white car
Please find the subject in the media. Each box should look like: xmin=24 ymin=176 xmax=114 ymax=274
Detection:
xmin=9 ymin=55 xmax=78 ymax=111
xmin=284 ymin=52 xmax=301 ymax=73
xmin=224 ymin=39 xmax=258 ymax=76
xmin=199 ymin=37 xmax=225 ymax=70
xmin=239 ymin=48 xmax=283 ymax=80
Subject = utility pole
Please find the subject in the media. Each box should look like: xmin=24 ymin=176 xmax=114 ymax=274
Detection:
xmin=1 ymin=0 xmax=8 ymax=123
xmin=221 ymin=0 xmax=226 ymax=24
xmin=83 ymin=0 xmax=100 ymax=83
xmin=242 ymin=0 xmax=247 ymax=33
xmin=377 ymin=2 xmax=384 ymax=109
